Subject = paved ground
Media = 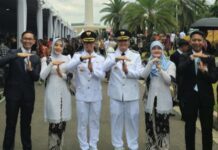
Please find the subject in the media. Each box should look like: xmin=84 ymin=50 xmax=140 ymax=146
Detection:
xmin=0 ymin=81 xmax=218 ymax=150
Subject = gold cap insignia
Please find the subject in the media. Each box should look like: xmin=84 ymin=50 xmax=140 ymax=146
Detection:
xmin=120 ymin=31 xmax=125 ymax=35
xmin=86 ymin=31 xmax=91 ymax=36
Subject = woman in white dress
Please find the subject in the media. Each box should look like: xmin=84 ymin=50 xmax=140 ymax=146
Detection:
xmin=141 ymin=41 xmax=176 ymax=150
xmin=40 ymin=38 xmax=71 ymax=150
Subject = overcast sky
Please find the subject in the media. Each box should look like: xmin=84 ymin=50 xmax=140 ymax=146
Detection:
xmin=46 ymin=0 xmax=215 ymax=25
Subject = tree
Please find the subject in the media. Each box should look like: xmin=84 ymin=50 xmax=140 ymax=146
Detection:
xmin=122 ymin=0 xmax=176 ymax=35
xmin=100 ymin=0 xmax=127 ymax=33
xmin=175 ymin=0 xmax=209 ymax=32
xmin=210 ymin=0 xmax=218 ymax=17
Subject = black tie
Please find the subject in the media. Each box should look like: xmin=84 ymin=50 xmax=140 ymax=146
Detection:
xmin=121 ymin=52 xmax=125 ymax=64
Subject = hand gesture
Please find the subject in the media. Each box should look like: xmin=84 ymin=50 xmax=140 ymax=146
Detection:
xmin=80 ymin=55 xmax=95 ymax=61
xmin=52 ymin=60 xmax=65 ymax=65
xmin=26 ymin=61 xmax=33 ymax=71
xmin=198 ymin=61 xmax=208 ymax=73
xmin=149 ymin=58 xmax=161 ymax=70
xmin=152 ymin=58 xmax=160 ymax=64
xmin=148 ymin=58 xmax=160 ymax=65
xmin=115 ymin=56 xmax=130 ymax=62
xmin=17 ymin=53 xmax=32 ymax=58
xmin=56 ymin=64 xmax=63 ymax=78
xmin=191 ymin=53 xmax=209 ymax=60
xmin=88 ymin=58 xmax=93 ymax=72
xmin=156 ymin=63 xmax=161 ymax=71
xmin=122 ymin=62 xmax=128 ymax=74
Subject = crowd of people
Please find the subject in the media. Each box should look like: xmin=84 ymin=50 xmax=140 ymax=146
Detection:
xmin=0 ymin=28 xmax=217 ymax=150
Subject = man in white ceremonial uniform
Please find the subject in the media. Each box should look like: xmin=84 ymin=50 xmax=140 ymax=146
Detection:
xmin=67 ymin=31 xmax=105 ymax=150
xmin=103 ymin=29 xmax=143 ymax=150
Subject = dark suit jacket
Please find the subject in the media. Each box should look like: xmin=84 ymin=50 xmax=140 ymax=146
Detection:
xmin=0 ymin=49 xmax=41 ymax=99
xmin=178 ymin=51 xmax=217 ymax=106
xmin=170 ymin=50 xmax=183 ymax=99
xmin=170 ymin=50 xmax=181 ymax=68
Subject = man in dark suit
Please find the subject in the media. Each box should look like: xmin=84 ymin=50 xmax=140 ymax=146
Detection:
xmin=170 ymin=39 xmax=189 ymax=68
xmin=0 ymin=31 xmax=41 ymax=150
xmin=170 ymin=39 xmax=189 ymax=120
xmin=178 ymin=31 xmax=217 ymax=150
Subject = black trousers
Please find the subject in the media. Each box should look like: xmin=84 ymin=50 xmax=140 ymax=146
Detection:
xmin=184 ymin=92 xmax=213 ymax=150
xmin=178 ymin=96 xmax=185 ymax=120
xmin=3 ymin=94 xmax=35 ymax=150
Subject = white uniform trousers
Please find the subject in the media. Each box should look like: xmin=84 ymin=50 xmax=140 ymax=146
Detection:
xmin=110 ymin=99 xmax=139 ymax=150
xmin=76 ymin=101 xmax=101 ymax=150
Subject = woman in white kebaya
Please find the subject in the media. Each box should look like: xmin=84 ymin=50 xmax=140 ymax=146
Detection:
xmin=141 ymin=41 xmax=176 ymax=150
xmin=40 ymin=38 xmax=71 ymax=150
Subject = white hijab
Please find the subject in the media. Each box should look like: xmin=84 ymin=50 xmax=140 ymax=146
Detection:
xmin=51 ymin=38 xmax=65 ymax=60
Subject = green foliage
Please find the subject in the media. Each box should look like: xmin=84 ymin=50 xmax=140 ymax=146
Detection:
xmin=100 ymin=0 xmax=214 ymax=34
xmin=175 ymin=0 xmax=209 ymax=32
xmin=210 ymin=2 xmax=218 ymax=17
xmin=122 ymin=0 xmax=177 ymax=34
xmin=100 ymin=0 xmax=127 ymax=33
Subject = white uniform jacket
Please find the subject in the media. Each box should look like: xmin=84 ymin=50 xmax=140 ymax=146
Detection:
xmin=103 ymin=49 xmax=143 ymax=101
xmin=67 ymin=50 xmax=105 ymax=102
